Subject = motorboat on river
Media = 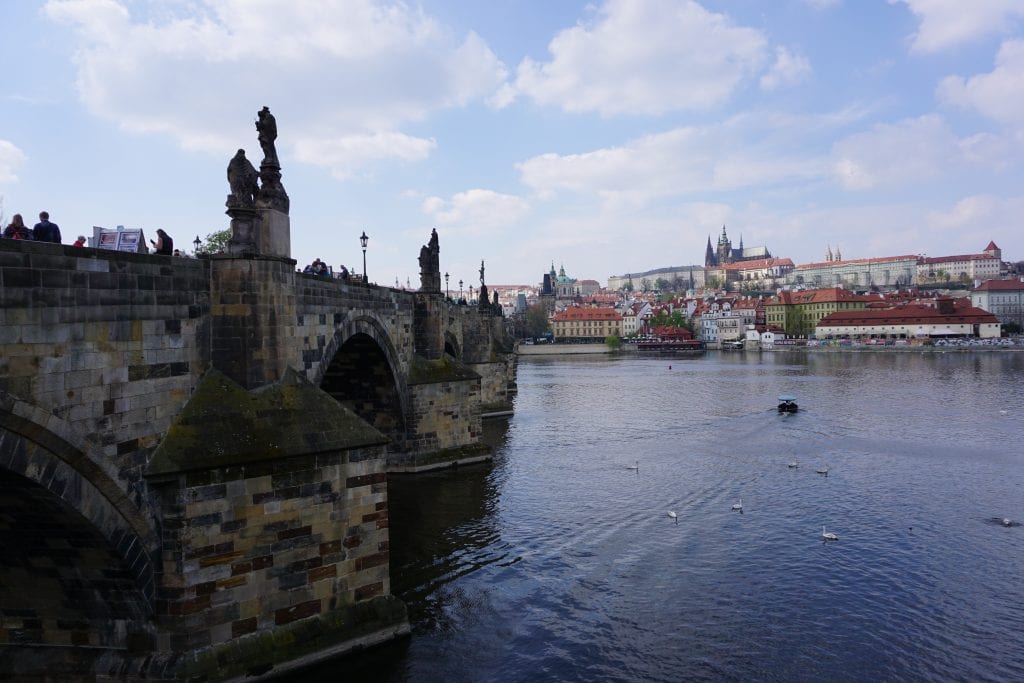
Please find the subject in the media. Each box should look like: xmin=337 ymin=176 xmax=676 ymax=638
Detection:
xmin=778 ymin=395 xmax=798 ymax=413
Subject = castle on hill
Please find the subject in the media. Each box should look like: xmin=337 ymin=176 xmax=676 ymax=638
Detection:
xmin=704 ymin=225 xmax=771 ymax=267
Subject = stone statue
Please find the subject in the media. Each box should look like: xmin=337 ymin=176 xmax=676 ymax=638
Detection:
xmin=418 ymin=228 xmax=441 ymax=292
xmin=226 ymin=149 xmax=259 ymax=207
xmin=256 ymin=106 xmax=278 ymax=165
xmin=479 ymin=259 xmax=485 ymax=286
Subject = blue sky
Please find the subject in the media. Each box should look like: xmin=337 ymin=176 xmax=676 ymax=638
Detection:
xmin=2 ymin=0 xmax=1023 ymax=287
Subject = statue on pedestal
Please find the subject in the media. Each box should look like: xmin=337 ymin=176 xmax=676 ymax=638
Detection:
xmin=256 ymin=106 xmax=278 ymax=166
xmin=419 ymin=228 xmax=441 ymax=292
xmin=226 ymin=149 xmax=259 ymax=208
xmin=253 ymin=106 xmax=289 ymax=214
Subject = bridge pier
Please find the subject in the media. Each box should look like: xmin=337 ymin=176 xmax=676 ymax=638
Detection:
xmin=144 ymin=368 xmax=409 ymax=679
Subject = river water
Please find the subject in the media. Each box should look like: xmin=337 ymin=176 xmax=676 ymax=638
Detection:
xmin=315 ymin=351 xmax=1024 ymax=682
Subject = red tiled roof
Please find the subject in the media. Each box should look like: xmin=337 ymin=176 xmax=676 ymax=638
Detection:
xmin=972 ymin=279 xmax=1024 ymax=292
xmin=985 ymin=241 xmax=1000 ymax=251
xmin=770 ymin=287 xmax=866 ymax=305
xmin=919 ymin=254 xmax=997 ymax=264
xmin=818 ymin=304 xmax=997 ymax=326
xmin=551 ymin=307 xmax=621 ymax=322
xmin=721 ymin=257 xmax=795 ymax=271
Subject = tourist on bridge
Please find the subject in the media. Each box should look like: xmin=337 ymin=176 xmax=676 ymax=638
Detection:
xmin=73 ymin=235 xmax=87 ymax=247
xmin=3 ymin=213 xmax=32 ymax=240
xmin=32 ymin=211 xmax=62 ymax=243
xmin=151 ymin=228 xmax=173 ymax=255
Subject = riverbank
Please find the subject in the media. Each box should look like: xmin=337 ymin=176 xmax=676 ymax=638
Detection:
xmin=516 ymin=342 xmax=1023 ymax=356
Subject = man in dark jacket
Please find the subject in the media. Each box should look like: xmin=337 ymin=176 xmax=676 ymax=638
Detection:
xmin=33 ymin=211 xmax=62 ymax=243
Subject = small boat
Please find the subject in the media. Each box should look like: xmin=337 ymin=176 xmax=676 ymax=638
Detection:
xmin=778 ymin=395 xmax=798 ymax=413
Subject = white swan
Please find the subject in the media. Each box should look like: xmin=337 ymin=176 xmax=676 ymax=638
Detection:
xmin=1003 ymin=517 xmax=1012 ymax=527
xmin=822 ymin=526 xmax=838 ymax=541
xmin=816 ymin=466 xmax=829 ymax=475
xmin=732 ymin=498 xmax=743 ymax=511
xmin=626 ymin=461 xmax=639 ymax=470
xmin=788 ymin=461 xmax=799 ymax=468
xmin=667 ymin=511 xmax=678 ymax=524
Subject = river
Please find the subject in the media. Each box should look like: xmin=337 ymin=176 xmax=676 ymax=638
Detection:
xmin=310 ymin=350 xmax=1024 ymax=682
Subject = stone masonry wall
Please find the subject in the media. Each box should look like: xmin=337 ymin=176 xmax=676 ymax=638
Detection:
xmin=295 ymin=275 xmax=416 ymax=385
xmin=406 ymin=379 xmax=482 ymax=457
xmin=0 ymin=241 xmax=210 ymax=521
xmin=151 ymin=446 xmax=394 ymax=667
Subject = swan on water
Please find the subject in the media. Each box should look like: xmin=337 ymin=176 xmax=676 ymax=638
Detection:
xmin=732 ymin=499 xmax=743 ymax=511
xmin=816 ymin=466 xmax=829 ymax=475
xmin=788 ymin=461 xmax=799 ymax=468
xmin=668 ymin=511 xmax=678 ymax=524
xmin=626 ymin=461 xmax=639 ymax=470
xmin=822 ymin=526 xmax=838 ymax=541
xmin=1003 ymin=518 xmax=1013 ymax=527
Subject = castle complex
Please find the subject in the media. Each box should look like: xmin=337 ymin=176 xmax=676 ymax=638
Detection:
xmin=704 ymin=225 xmax=771 ymax=267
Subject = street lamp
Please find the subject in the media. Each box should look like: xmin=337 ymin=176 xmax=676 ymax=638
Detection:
xmin=459 ymin=279 xmax=463 ymax=301
xmin=469 ymin=285 xmax=474 ymax=302
xmin=445 ymin=271 xmax=449 ymax=299
xmin=193 ymin=235 xmax=201 ymax=253
xmin=359 ymin=231 xmax=368 ymax=284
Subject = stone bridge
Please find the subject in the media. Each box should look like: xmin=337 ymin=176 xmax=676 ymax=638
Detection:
xmin=0 ymin=230 xmax=516 ymax=679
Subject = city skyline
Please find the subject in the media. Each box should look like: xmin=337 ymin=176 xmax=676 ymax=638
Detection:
xmin=2 ymin=0 xmax=1023 ymax=286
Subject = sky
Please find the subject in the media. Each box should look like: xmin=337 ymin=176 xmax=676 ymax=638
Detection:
xmin=2 ymin=0 xmax=1023 ymax=289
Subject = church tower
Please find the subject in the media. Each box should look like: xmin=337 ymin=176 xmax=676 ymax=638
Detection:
xmin=716 ymin=225 xmax=732 ymax=265
xmin=704 ymin=236 xmax=716 ymax=267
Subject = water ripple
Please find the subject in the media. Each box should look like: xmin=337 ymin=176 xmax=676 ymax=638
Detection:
xmin=335 ymin=352 xmax=1024 ymax=683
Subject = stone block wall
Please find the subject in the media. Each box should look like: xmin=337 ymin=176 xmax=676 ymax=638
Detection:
xmin=209 ymin=255 xmax=296 ymax=390
xmin=294 ymin=276 xmax=416 ymax=384
xmin=406 ymin=378 xmax=482 ymax=458
xmin=151 ymin=446 xmax=402 ymax=675
xmin=0 ymin=241 xmax=210 ymax=514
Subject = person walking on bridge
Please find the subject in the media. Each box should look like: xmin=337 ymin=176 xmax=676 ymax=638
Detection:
xmin=33 ymin=211 xmax=62 ymax=243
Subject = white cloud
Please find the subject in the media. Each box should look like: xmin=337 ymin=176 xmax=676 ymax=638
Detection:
xmin=43 ymin=0 xmax=508 ymax=174
xmin=830 ymin=115 xmax=1012 ymax=191
xmin=760 ymin=46 xmax=812 ymax=91
xmin=293 ymin=132 xmax=436 ymax=180
xmin=0 ymin=141 xmax=27 ymax=183
xmin=892 ymin=0 xmax=1024 ymax=53
xmin=925 ymin=194 xmax=1024 ymax=253
xmin=421 ymin=189 xmax=529 ymax=233
xmin=507 ymin=0 xmax=767 ymax=115
xmin=516 ymin=119 xmax=828 ymax=204
xmin=938 ymin=40 xmax=1024 ymax=129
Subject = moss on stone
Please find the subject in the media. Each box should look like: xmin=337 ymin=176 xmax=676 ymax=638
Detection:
xmin=177 ymin=596 xmax=409 ymax=681
xmin=146 ymin=368 xmax=387 ymax=476
xmin=408 ymin=355 xmax=480 ymax=385
xmin=387 ymin=442 xmax=492 ymax=471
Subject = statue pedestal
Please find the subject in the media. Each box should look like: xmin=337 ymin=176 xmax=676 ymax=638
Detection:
xmin=256 ymin=208 xmax=291 ymax=259
xmin=226 ymin=203 xmax=258 ymax=255
xmin=224 ymin=204 xmax=289 ymax=258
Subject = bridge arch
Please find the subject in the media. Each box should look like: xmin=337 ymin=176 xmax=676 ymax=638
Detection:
xmin=0 ymin=398 xmax=159 ymax=602
xmin=315 ymin=315 xmax=409 ymax=450
xmin=0 ymin=400 xmax=158 ymax=665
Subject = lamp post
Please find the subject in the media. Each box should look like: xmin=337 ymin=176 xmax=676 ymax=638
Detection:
xmin=469 ymin=285 xmax=474 ymax=303
xmin=193 ymin=235 xmax=201 ymax=254
xmin=445 ymin=272 xmax=449 ymax=300
xmin=459 ymin=279 xmax=463 ymax=301
xmin=359 ymin=231 xmax=368 ymax=284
